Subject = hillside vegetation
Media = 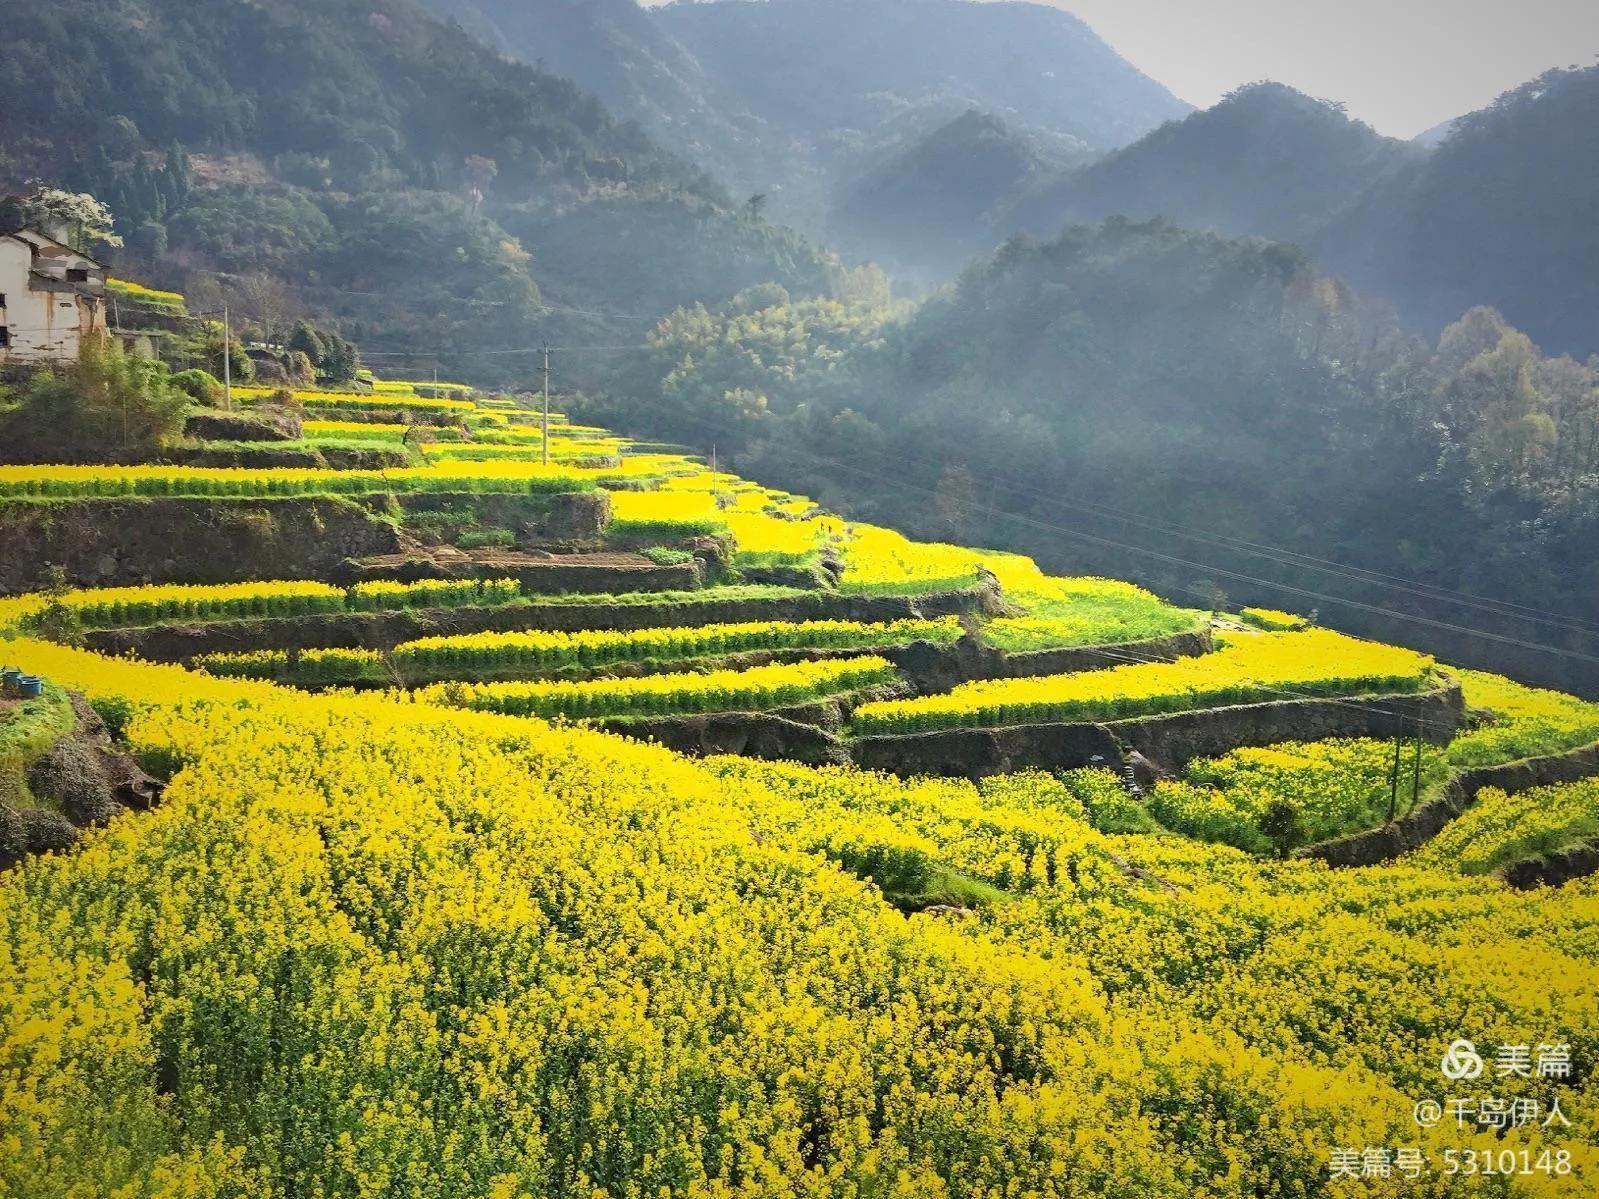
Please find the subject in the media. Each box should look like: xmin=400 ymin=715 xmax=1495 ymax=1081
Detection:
xmin=603 ymin=222 xmax=1599 ymax=695
xmin=0 ymin=0 xmax=841 ymax=378
xmin=1011 ymin=82 xmax=1422 ymax=246
xmin=1315 ymin=65 xmax=1599 ymax=357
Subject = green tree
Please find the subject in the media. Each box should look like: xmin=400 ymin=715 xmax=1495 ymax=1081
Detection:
xmin=1259 ymin=801 xmax=1310 ymax=860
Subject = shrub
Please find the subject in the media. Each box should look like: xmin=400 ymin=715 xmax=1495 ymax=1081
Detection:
xmin=172 ymin=369 xmax=224 ymax=406
xmin=0 ymin=338 xmax=189 ymax=464
xmin=1259 ymin=800 xmax=1310 ymax=858
xmin=640 ymin=547 xmax=695 ymax=567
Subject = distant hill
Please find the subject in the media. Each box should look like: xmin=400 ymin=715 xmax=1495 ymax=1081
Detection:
xmin=833 ymin=109 xmax=1082 ymax=277
xmin=420 ymin=0 xmax=1185 ymax=234
xmin=0 ymin=0 xmax=840 ymax=379
xmin=657 ymin=0 xmax=1189 ymax=154
xmin=1010 ymin=82 xmax=1421 ymax=245
xmin=1315 ymin=65 xmax=1599 ymax=357
xmin=615 ymin=221 xmax=1599 ymax=693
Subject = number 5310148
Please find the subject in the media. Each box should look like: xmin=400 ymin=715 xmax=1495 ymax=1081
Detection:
xmin=1443 ymin=1149 xmax=1571 ymax=1176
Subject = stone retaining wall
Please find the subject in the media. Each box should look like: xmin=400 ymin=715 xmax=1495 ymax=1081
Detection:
xmin=597 ymin=712 xmax=849 ymax=766
xmin=0 ymin=497 xmax=402 ymax=593
xmin=886 ymin=628 xmax=1212 ymax=695
xmin=1503 ymin=840 xmax=1599 ymax=889
xmin=384 ymin=491 xmax=609 ymax=545
xmin=849 ymin=683 xmax=1464 ymax=781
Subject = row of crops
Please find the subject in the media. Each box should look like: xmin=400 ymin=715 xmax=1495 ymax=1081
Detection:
xmin=4 ymin=578 xmax=538 ymax=631
xmin=234 ymin=387 xmax=477 ymax=415
xmin=412 ymin=657 xmax=898 ymax=720
xmin=851 ymin=629 xmax=1437 ymax=734
xmin=196 ymin=617 xmax=966 ymax=683
xmin=0 ymin=461 xmax=607 ymax=498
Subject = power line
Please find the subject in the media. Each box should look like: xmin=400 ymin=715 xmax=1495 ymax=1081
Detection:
xmin=711 ymin=415 xmax=1599 ymax=638
xmin=633 ymin=404 xmax=1599 ymax=670
xmin=491 ymin=337 xmax=1596 ymax=637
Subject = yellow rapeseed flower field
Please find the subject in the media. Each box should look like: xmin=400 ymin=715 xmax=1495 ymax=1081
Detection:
xmin=1 ymin=638 xmax=1594 ymax=1196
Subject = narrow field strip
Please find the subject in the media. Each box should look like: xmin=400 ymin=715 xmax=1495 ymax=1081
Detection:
xmin=0 ymin=461 xmax=605 ymax=498
xmin=851 ymin=629 xmax=1436 ymax=735
xmin=388 ymin=617 xmax=964 ymax=675
xmin=410 ymin=656 xmax=899 ymax=720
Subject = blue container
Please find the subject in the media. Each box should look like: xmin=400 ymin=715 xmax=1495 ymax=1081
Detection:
xmin=16 ymin=676 xmax=44 ymax=700
xmin=1 ymin=667 xmax=20 ymax=689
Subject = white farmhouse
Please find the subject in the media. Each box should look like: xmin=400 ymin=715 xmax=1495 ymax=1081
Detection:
xmin=0 ymin=229 xmax=111 ymax=365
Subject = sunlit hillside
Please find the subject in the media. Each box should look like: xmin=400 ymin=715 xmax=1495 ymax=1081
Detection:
xmin=3 ymin=378 xmax=1597 ymax=1196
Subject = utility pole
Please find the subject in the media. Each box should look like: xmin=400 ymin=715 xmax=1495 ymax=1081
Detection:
xmin=1410 ymin=732 xmax=1425 ymax=813
xmin=1386 ymin=726 xmax=1404 ymax=824
xmin=222 ymin=304 xmax=233 ymax=411
xmin=541 ymin=345 xmax=551 ymax=467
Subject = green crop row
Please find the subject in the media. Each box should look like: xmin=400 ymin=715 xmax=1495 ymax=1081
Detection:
xmin=198 ymin=647 xmax=385 ymax=685
xmin=390 ymin=617 xmax=962 ymax=676
xmin=415 ymin=657 xmax=897 ymax=721
xmin=0 ymin=463 xmax=600 ymax=499
xmin=347 ymin=578 xmax=522 ymax=612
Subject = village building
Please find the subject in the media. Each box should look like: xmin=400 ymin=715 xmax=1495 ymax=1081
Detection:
xmin=0 ymin=229 xmax=159 ymax=365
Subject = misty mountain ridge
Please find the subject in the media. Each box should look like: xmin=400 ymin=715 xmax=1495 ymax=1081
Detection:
xmin=1010 ymin=81 xmax=1422 ymax=246
xmin=426 ymin=0 xmax=1188 ymax=232
xmin=833 ymin=108 xmax=1088 ymax=278
xmin=656 ymin=0 xmax=1190 ymax=152
xmin=1314 ymin=64 xmax=1599 ymax=357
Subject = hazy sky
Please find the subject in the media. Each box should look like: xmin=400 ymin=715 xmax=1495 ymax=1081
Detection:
xmin=645 ymin=0 xmax=1599 ymax=138
xmin=1050 ymin=0 xmax=1599 ymax=136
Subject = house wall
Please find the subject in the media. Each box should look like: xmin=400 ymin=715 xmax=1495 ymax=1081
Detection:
xmin=0 ymin=235 xmax=107 ymax=366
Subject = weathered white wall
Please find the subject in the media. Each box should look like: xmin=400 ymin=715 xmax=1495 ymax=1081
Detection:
xmin=0 ymin=235 xmax=106 ymax=365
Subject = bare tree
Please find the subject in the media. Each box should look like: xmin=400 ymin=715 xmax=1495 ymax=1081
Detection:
xmin=233 ymin=272 xmax=297 ymax=347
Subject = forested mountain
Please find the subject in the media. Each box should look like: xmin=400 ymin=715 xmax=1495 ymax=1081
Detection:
xmin=1315 ymin=65 xmax=1599 ymax=358
xmin=594 ymin=221 xmax=1599 ymax=694
xmin=417 ymin=0 xmax=828 ymax=220
xmin=832 ymin=110 xmax=1079 ymax=277
xmin=0 ymin=0 xmax=840 ymax=380
xmin=1004 ymin=69 xmax=1599 ymax=360
xmin=1011 ymin=82 xmax=1421 ymax=246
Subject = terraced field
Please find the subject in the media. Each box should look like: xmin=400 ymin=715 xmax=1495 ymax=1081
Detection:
xmin=3 ymin=380 xmax=1598 ymax=1196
